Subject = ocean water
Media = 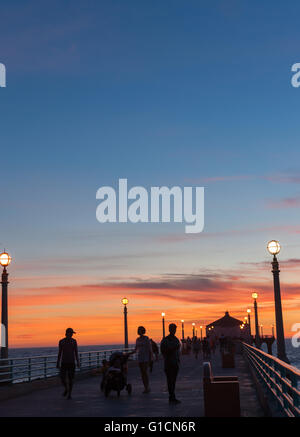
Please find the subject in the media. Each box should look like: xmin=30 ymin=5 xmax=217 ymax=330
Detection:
xmin=8 ymin=339 xmax=300 ymax=369
xmin=261 ymin=339 xmax=300 ymax=369
xmin=8 ymin=344 xmax=133 ymax=359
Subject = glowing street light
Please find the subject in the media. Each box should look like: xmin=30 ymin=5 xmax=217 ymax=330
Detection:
xmin=200 ymin=325 xmax=203 ymax=341
xmin=267 ymin=240 xmax=281 ymax=256
xmin=181 ymin=320 xmax=185 ymax=340
xmin=192 ymin=323 xmax=195 ymax=338
xmin=122 ymin=297 xmax=129 ymax=350
xmin=252 ymin=292 xmax=260 ymax=348
xmin=0 ymin=251 xmax=11 ymax=359
xmin=267 ymin=240 xmax=289 ymax=363
xmin=247 ymin=308 xmax=251 ymax=337
xmin=162 ymin=312 xmax=166 ymax=338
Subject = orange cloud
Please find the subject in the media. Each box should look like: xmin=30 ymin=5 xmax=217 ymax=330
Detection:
xmin=8 ymin=269 xmax=299 ymax=348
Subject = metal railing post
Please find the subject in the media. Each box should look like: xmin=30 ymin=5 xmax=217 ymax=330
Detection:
xmin=28 ymin=358 xmax=31 ymax=382
xmin=9 ymin=359 xmax=13 ymax=383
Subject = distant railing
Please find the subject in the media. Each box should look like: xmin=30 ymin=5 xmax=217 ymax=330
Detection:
xmin=0 ymin=348 xmax=135 ymax=384
xmin=242 ymin=342 xmax=300 ymax=417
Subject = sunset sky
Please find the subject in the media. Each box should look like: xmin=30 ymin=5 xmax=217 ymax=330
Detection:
xmin=1 ymin=0 xmax=300 ymax=348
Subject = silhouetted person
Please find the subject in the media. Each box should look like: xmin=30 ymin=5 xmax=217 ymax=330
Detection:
xmin=160 ymin=323 xmax=181 ymax=404
xmin=56 ymin=328 xmax=80 ymax=399
xmin=209 ymin=336 xmax=216 ymax=355
xmin=202 ymin=337 xmax=211 ymax=359
xmin=149 ymin=338 xmax=159 ymax=372
xmin=186 ymin=336 xmax=192 ymax=354
xmin=192 ymin=337 xmax=201 ymax=359
xmin=131 ymin=326 xmax=153 ymax=393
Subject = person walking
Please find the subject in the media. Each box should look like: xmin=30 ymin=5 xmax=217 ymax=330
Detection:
xmin=131 ymin=326 xmax=153 ymax=393
xmin=149 ymin=338 xmax=159 ymax=372
xmin=160 ymin=323 xmax=181 ymax=404
xmin=192 ymin=337 xmax=201 ymax=359
xmin=209 ymin=336 xmax=216 ymax=355
xmin=202 ymin=337 xmax=211 ymax=360
xmin=56 ymin=328 xmax=80 ymax=400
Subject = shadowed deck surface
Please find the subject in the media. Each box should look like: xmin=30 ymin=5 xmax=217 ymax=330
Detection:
xmin=0 ymin=351 xmax=263 ymax=417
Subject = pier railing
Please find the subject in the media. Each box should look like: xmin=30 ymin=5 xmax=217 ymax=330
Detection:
xmin=0 ymin=348 xmax=135 ymax=384
xmin=242 ymin=342 xmax=300 ymax=417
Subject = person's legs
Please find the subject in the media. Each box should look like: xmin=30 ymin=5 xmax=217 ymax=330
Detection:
xmin=165 ymin=368 xmax=173 ymax=399
xmin=139 ymin=362 xmax=150 ymax=392
xmin=67 ymin=364 xmax=75 ymax=399
xmin=60 ymin=364 xmax=68 ymax=396
xmin=165 ymin=366 xmax=179 ymax=401
xmin=171 ymin=366 xmax=178 ymax=399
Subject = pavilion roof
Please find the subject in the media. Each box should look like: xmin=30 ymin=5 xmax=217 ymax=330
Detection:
xmin=206 ymin=311 xmax=243 ymax=328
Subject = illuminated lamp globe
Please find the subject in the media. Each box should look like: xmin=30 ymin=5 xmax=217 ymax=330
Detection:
xmin=161 ymin=312 xmax=165 ymax=317
xmin=267 ymin=240 xmax=281 ymax=256
xmin=122 ymin=297 xmax=128 ymax=306
xmin=0 ymin=252 xmax=11 ymax=267
xmin=252 ymin=292 xmax=258 ymax=300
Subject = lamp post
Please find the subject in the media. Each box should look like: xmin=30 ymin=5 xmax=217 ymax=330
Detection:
xmin=0 ymin=251 xmax=11 ymax=359
xmin=162 ymin=313 xmax=165 ymax=338
xmin=252 ymin=292 xmax=260 ymax=348
xmin=267 ymin=240 xmax=289 ymax=363
xmin=192 ymin=323 xmax=195 ymax=338
xmin=200 ymin=325 xmax=203 ymax=341
xmin=181 ymin=320 xmax=185 ymax=340
xmin=247 ymin=308 xmax=251 ymax=337
xmin=122 ymin=298 xmax=129 ymax=350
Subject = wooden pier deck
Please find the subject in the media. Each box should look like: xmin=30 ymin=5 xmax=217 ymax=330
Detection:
xmin=0 ymin=351 xmax=264 ymax=417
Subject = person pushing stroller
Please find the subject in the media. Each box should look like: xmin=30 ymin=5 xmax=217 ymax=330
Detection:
xmin=101 ymin=351 xmax=132 ymax=397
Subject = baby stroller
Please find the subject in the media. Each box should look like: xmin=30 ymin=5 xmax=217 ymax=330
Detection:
xmin=101 ymin=351 xmax=132 ymax=398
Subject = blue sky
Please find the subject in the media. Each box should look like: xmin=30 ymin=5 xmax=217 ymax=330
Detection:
xmin=1 ymin=1 xmax=300 ymax=345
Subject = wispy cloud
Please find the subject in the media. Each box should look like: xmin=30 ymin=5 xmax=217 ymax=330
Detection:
xmin=185 ymin=175 xmax=255 ymax=184
xmin=241 ymin=258 xmax=300 ymax=270
xmin=264 ymin=173 xmax=300 ymax=184
xmin=266 ymin=195 xmax=300 ymax=209
xmin=156 ymin=224 xmax=300 ymax=244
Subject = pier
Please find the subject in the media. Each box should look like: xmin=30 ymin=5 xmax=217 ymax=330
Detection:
xmin=0 ymin=347 xmax=262 ymax=417
xmin=0 ymin=342 xmax=299 ymax=417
